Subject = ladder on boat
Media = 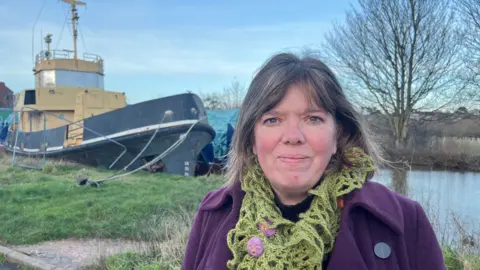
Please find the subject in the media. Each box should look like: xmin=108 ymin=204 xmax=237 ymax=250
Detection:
xmin=65 ymin=120 xmax=84 ymax=147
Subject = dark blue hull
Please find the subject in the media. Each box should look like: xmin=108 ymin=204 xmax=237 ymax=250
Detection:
xmin=3 ymin=93 xmax=216 ymax=176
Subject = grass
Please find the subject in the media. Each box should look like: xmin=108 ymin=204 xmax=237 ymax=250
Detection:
xmin=443 ymin=246 xmax=480 ymax=270
xmin=0 ymin=152 xmax=223 ymax=244
xmin=1 ymin=152 xmax=479 ymax=269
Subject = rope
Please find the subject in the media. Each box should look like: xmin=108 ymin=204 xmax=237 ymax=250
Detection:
xmin=78 ymin=7 xmax=88 ymax=53
xmin=32 ymin=0 xmax=48 ymax=64
xmin=55 ymin=13 xmax=68 ymax=51
xmin=78 ymin=24 xmax=88 ymax=53
xmin=119 ymin=110 xmax=173 ymax=171
xmin=84 ymin=116 xmax=206 ymax=187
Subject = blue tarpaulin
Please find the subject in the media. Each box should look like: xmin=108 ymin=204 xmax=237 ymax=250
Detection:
xmin=202 ymin=109 xmax=239 ymax=163
xmin=0 ymin=108 xmax=12 ymax=143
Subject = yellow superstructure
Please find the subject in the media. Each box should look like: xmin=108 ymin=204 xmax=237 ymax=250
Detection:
xmin=12 ymin=0 xmax=126 ymax=147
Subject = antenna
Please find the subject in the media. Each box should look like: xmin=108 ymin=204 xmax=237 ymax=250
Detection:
xmin=60 ymin=0 xmax=86 ymax=60
xmin=44 ymin=33 xmax=53 ymax=59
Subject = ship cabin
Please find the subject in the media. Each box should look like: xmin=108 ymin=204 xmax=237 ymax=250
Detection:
xmin=11 ymin=35 xmax=126 ymax=147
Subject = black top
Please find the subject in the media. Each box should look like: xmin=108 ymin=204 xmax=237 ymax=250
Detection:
xmin=273 ymin=177 xmax=323 ymax=222
xmin=274 ymin=193 xmax=315 ymax=222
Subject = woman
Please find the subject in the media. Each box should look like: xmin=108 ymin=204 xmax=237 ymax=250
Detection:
xmin=183 ymin=52 xmax=446 ymax=269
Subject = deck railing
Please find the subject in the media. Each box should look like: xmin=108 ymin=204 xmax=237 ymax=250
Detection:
xmin=35 ymin=50 xmax=104 ymax=65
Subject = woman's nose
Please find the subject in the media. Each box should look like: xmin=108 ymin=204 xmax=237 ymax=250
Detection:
xmin=281 ymin=121 xmax=305 ymax=145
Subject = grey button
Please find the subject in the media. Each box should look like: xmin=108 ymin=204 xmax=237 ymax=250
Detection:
xmin=374 ymin=242 xmax=391 ymax=259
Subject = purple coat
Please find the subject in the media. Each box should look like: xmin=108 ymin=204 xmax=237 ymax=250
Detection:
xmin=182 ymin=180 xmax=446 ymax=270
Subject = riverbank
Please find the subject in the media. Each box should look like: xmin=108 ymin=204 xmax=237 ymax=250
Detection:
xmin=384 ymin=148 xmax=480 ymax=172
xmin=0 ymin=153 xmax=478 ymax=269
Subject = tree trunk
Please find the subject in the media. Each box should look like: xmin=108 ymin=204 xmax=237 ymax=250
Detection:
xmin=392 ymin=113 xmax=410 ymax=149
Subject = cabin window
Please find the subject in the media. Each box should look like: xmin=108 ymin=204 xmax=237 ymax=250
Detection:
xmin=24 ymin=90 xmax=36 ymax=105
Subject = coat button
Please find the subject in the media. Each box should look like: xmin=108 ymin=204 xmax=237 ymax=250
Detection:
xmin=374 ymin=242 xmax=391 ymax=259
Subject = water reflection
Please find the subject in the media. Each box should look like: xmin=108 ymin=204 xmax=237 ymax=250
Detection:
xmin=372 ymin=168 xmax=480 ymax=243
xmin=391 ymin=168 xmax=408 ymax=196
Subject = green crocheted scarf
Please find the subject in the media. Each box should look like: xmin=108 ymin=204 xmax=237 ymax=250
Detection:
xmin=226 ymin=147 xmax=375 ymax=269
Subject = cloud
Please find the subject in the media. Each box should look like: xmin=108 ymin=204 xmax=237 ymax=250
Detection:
xmin=83 ymin=21 xmax=330 ymax=75
xmin=1 ymin=22 xmax=329 ymax=78
xmin=0 ymin=0 xmax=333 ymax=82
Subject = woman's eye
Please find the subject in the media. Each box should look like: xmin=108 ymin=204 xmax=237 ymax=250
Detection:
xmin=263 ymin=118 xmax=278 ymax=124
xmin=309 ymin=116 xmax=323 ymax=122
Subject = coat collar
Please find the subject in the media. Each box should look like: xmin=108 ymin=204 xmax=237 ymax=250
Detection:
xmin=343 ymin=180 xmax=405 ymax=235
xmin=199 ymin=179 xmax=244 ymax=211
xmin=199 ymin=178 xmax=404 ymax=235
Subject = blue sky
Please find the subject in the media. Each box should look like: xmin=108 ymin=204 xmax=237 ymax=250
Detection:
xmin=0 ymin=0 xmax=354 ymax=104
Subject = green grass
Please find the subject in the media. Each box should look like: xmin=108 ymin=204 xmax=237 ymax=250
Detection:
xmin=443 ymin=246 xmax=480 ymax=270
xmin=0 ymin=155 xmax=224 ymax=245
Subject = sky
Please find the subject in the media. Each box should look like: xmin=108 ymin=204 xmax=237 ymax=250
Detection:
xmin=0 ymin=0 xmax=355 ymax=104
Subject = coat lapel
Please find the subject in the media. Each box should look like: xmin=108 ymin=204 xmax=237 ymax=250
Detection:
xmin=327 ymin=223 xmax=370 ymax=269
xmin=326 ymin=181 xmax=405 ymax=269
xmin=204 ymin=181 xmax=243 ymax=270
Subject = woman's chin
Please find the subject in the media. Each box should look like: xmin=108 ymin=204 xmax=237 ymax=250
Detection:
xmin=273 ymin=176 xmax=315 ymax=197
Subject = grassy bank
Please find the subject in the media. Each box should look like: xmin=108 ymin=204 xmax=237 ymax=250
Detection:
xmin=1 ymin=152 xmax=479 ymax=269
xmin=0 ymin=152 xmax=224 ymax=268
xmin=384 ymin=148 xmax=480 ymax=172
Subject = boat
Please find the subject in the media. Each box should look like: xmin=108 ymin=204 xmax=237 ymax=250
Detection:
xmin=2 ymin=0 xmax=216 ymax=176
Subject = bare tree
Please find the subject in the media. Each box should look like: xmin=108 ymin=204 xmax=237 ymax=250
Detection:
xmin=454 ymin=0 xmax=480 ymax=87
xmin=200 ymin=93 xmax=227 ymax=110
xmin=198 ymin=78 xmax=246 ymax=110
xmin=221 ymin=77 xmax=246 ymax=109
xmin=321 ymin=0 xmax=472 ymax=149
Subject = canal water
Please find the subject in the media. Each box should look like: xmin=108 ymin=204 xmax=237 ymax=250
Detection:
xmin=371 ymin=168 xmax=480 ymax=245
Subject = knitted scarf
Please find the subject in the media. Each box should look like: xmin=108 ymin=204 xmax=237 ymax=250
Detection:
xmin=226 ymin=147 xmax=375 ymax=269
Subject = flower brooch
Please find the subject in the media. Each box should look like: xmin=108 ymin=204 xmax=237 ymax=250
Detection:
xmin=257 ymin=217 xmax=276 ymax=237
xmin=247 ymin=237 xmax=264 ymax=257
xmin=247 ymin=217 xmax=277 ymax=258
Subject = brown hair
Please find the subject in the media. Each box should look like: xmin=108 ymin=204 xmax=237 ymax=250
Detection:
xmin=224 ymin=52 xmax=385 ymax=186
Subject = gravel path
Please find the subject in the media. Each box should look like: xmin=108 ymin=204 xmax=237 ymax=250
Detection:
xmin=8 ymin=238 xmax=148 ymax=269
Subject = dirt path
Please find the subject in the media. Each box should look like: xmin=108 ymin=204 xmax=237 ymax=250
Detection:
xmin=8 ymin=238 xmax=148 ymax=269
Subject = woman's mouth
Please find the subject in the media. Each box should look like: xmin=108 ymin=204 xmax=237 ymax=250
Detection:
xmin=278 ymin=156 xmax=309 ymax=164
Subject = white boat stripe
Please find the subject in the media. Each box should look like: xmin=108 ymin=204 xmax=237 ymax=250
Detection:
xmin=7 ymin=119 xmax=201 ymax=153
xmin=81 ymin=119 xmax=199 ymax=145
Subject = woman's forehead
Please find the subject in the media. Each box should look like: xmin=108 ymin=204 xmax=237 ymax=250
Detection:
xmin=261 ymin=86 xmax=328 ymax=114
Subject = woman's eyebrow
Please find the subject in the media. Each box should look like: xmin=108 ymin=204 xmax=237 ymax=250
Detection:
xmin=263 ymin=110 xmax=280 ymax=116
xmin=263 ymin=108 xmax=326 ymax=116
xmin=303 ymin=108 xmax=326 ymax=114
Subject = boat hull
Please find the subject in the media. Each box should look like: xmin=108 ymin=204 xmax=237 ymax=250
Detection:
xmin=3 ymin=93 xmax=216 ymax=176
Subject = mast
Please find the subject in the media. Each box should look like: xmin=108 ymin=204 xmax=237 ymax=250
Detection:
xmin=60 ymin=0 xmax=86 ymax=60
xmin=44 ymin=33 xmax=52 ymax=59
xmin=34 ymin=0 xmax=104 ymax=90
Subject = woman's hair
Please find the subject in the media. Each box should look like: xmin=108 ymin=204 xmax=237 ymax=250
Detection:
xmin=224 ymin=52 xmax=386 ymax=186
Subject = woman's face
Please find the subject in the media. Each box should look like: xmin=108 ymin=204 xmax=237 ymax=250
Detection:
xmin=253 ymin=84 xmax=337 ymax=205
